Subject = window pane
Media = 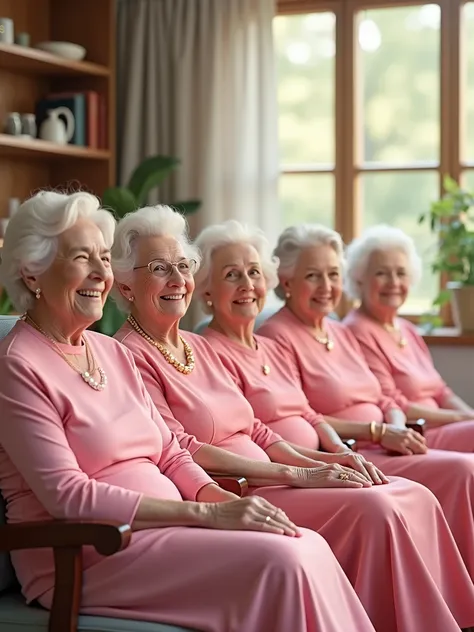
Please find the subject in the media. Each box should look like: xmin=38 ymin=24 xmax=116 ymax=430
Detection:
xmin=358 ymin=4 xmax=440 ymax=164
xmin=274 ymin=13 xmax=335 ymax=165
xmin=360 ymin=171 xmax=439 ymax=314
xmin=462 ymin=170 xmax=474 ymax=191
xmin=279 ymin=173 xmax=334 ymax=228
xmin=464 ymin=3 xmax=474 ymax=161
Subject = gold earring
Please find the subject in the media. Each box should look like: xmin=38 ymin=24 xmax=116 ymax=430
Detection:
xmin=206 ymin=300 xmax=213 ymax=307
xmin=35 ymin=288 xmax=41 ymax=300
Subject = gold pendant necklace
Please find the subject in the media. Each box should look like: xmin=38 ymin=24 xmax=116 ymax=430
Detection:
xmin=127 ymin=314 xmax=195 ymax=374
xmin=22 ymin=313 xmax=107 ymax=390
xmin=383 ymin=323 xmax=407 ymax=349
xmin=253 ymin=337 xmax=271 ymax=375
xmin=314 ymin=331 xmax=334 ymax=351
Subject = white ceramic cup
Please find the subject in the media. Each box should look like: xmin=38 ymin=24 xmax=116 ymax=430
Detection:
xmin=0 ymin=18 xmax=14 ymax=44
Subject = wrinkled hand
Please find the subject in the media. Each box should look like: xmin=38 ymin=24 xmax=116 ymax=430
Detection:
xmin=290 ymin=464 xmax=372 ymax=489
xmin=327 ymin=452 xmax=389 ymax=485
xmin=381 ymin=426 xmax=427 ymax=455
xmin=205 ymin=496 xmax=301 ymax=537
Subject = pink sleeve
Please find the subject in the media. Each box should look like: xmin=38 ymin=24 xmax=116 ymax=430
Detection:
xmin=352 ymin=332 xmax=409 ymax=413
xmin=132 ymin=353 xmax=205 ymax=456
xmin=0 ymin=356 xmax=142 ymax=524
xmin=251 ymin=417 xmax=283 ymax=450
xmin=128 ymin=355 xmax=214 ymax=501
xmin=301 ymin=407 xmax=326 ymax=427
xmin=410 ymin=327 xmax=454 ymax=405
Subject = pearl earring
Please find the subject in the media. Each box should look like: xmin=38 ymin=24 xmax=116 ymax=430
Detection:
xmin=206 ymin=300 xmax=213 ymax=307
xmin=35 ymin=288 xmax=41 ymax=300
xmin=285 ymin=292 xmax=291 ymax=299
xmin=128 ymin=296 xmax=134 ymax=302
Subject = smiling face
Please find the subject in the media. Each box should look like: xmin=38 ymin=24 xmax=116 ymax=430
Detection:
xmin=25 ymin=217 xmax=113 ymax=330
xmin=123 ymin=235 xmax=194 ymax=329
xmin=359 ymin=248 xmax=410 ymax=318
xmin=283 ymin=244 xmax=342 ymax=327
xmin=206 ymin=242 xmax=267 ymax=328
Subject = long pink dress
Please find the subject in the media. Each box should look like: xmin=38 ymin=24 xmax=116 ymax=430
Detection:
xmin=116 ymin=321 xmax=474 ymax=632
xmin=259 ymin=306 xmax=474 ymax=583
xmin=0 ymin=320 xmax=379 ymax=632
xmin=344 ymin=308 xmax=474 ymax=451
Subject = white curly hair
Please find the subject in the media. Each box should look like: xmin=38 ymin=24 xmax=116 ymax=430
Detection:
xmin=194 ymin=220 xmax=279 ymax=314
xmin=273 ymin=224 xmax=345 ymax=299
xmin=111 ymin=205 xmax=200 ymax=312
xmin=344 ymin=224 xmax=422 ymax=301
xmin=0 ymin=190 xmax=115 ymax=313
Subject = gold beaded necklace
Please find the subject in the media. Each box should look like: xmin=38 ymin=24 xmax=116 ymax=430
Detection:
xmin=22 ymin=313 xmax=107 ymax=390
xmin=127 ymin=314 xmax=195 ymax=375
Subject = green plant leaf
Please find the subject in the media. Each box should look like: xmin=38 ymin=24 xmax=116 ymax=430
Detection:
xmin=102 ymin=187 xmax=138 ymax=219
xmin=432 ymin=289 xmax=451 ymax=306
xmin=0 ymin=288 xmax=13 ymax=315
xmin=128 ymin=156 xmax=180 ymax=205
xmin=443 ymin=175 xmax=459 ymax=194
xmin=172 ymin=200 xmax=201 ymax=215
xmin=91 ymin=298 xmax=126 ymax=336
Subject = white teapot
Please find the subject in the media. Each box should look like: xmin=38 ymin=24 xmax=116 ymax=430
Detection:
xmin=39 ymin=107 xmax=75 ymax=145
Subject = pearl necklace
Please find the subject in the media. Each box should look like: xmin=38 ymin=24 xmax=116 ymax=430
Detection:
xmin=22 ymin=314 xmax=107 ymax=391
xmin=383 ymin=323 xmax=407 ymax=348
xmin=314 ymin=331 xmax=334 ymax=351
xmin=127 ymin=314 xmax=195 ymax=374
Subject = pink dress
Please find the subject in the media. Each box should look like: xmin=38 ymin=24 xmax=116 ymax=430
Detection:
xmin=0 ymin=320 xmax=379 ymax=632
xmin=116 ymin=321 xmax=474 ymax=632
xmin=259 ymin=306 xmax=474 ymax=582
xmin=344 ymin=309 xmax=474 ymax=451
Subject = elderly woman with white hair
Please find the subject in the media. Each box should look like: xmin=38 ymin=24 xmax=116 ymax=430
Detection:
xmin=0 ymin=190 xmax=385 ymax=632
xmin=111 ymin=206 xmax=474 ymax=632
xmin=344 ymin=224 xmax=474 ymax=452
xmin=258 ymin=222 xmax=474 ymax=585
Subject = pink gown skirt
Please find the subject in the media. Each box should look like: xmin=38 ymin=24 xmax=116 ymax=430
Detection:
xmin=39 ymin=526 xmax=375 ymax=632
xmin=261 ymin=420 xmax=474 ymax=632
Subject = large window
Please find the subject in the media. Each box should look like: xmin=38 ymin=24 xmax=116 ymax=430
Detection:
xmin=275 ymin=0 xmax=470 ymax=316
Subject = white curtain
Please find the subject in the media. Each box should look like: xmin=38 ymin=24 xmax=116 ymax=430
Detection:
xmin=117 ymin=0 xmax=280 ymax=248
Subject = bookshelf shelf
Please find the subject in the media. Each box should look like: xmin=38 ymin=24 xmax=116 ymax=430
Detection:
xmin=0 ymin=43 xmax=110 ymax=77
xmin=0 ymin=0 xmax=116 ymax=215
xmin=0 ymin=134 xmax=111 ymax=160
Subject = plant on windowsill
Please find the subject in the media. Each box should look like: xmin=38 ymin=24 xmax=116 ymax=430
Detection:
xmin=419 ymin=175 xmax=474 ymax=333
xmin=95 ymin=154 xmax=201 ymax=336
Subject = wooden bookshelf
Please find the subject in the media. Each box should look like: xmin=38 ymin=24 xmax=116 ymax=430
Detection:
xmin=0 ymin=0 xmax=116 ymax=217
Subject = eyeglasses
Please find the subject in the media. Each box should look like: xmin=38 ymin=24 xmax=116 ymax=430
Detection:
xmin=133 ymin=258 xmax=197 ymax=278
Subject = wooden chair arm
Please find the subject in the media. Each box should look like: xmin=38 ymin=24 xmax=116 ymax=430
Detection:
xmin=0 ymin=520 xmax=132 ymax=632
xmin=0 ymin=520 xmax=132 ymax=555
xmin=209 ymin=474 xmax=249 ymax=497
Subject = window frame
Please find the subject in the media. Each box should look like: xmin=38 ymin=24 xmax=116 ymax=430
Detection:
xmin=276 ymin=0 xmax=468 ymax=323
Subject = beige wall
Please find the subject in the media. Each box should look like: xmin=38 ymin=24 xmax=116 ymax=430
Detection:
xmin=429 ymin=345 xmax=474 ymax=406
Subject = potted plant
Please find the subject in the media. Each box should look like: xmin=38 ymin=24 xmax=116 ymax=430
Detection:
xmin=95 ymin=154 xmax=201 ymax=335
xmin=419 ymin=175 xmax=474 ymax=332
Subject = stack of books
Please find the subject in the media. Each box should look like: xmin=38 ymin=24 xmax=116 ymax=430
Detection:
xmin=35 ymin=90 xmax=107 ymax=148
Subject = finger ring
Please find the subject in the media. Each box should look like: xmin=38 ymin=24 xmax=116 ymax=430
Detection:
xmin=265 ymin=515 xmax=271 ymax=523
xmin=338 ymin=472 xmax=350 ymax=480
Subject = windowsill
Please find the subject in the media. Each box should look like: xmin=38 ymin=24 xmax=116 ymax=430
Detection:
xmin=421 ymin=328 xmax=474 ymax=346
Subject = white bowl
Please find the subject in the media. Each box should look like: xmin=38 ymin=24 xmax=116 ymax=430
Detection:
xmin=35 ymin=41 xmax=86 ymax=61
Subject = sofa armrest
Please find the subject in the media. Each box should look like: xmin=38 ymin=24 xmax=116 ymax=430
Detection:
xmin=209 ymin=474 xmax=249 ymax=497
xmin=0 ymin=520 xmax=132 ymax=632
